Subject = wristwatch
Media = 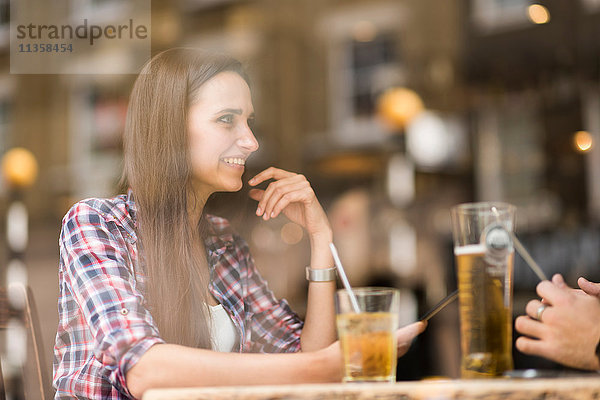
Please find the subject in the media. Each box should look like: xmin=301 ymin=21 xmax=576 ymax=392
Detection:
xmin=305 ymin=266 xmax=337 ymax=282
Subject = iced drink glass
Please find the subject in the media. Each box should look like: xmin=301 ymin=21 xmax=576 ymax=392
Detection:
xmin=335 ymin=287 xmax=400 ymax=383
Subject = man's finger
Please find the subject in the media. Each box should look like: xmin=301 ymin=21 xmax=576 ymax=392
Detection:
xmin=515 ymin=315 xmax=545 ymax=339
xmin=536 ymin=280 xmax=569 ymax=305
xmin=525 ymin=299 xmax=548 ymax=320
xmin=579 ymin=277 xmax=600 ymax=297
xmin=515 ymin=336 xmax=551 ymax=359
xmin=552 ymin=274 xmax=568 ymax=288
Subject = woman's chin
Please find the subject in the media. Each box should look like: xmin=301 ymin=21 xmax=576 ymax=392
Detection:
xmin=223 ymin=181 xmax=243 ymax=193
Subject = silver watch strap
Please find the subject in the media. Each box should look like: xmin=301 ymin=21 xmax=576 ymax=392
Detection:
xmin=305 ymin=266 xmax=337 ymax=282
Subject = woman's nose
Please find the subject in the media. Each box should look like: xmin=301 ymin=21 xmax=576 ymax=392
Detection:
xmin=238 ymin=126 xmax=259 ymax=152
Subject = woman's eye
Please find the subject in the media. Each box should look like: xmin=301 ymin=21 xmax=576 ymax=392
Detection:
xmin=247 ymin=118 xmax=255 ymax=129
xmin=218 ymin=114 xmax=234 ymax=124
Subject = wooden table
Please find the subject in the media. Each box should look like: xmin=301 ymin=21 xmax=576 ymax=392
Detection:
xmin=143 ymin=377 xmax=600 ymax=400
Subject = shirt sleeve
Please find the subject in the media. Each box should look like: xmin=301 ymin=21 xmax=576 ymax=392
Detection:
xmin=236 ymin=236 xmax=304 ymax=353
xmin=59 ymin=201 xmax=165 ymax=396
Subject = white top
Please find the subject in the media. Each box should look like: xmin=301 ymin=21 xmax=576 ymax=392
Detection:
xmin=209 ymin=304 xmax=237 ymax=352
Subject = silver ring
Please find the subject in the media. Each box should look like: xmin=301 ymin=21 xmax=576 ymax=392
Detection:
xmin=536 ymin=304 xmax=548 ymax=321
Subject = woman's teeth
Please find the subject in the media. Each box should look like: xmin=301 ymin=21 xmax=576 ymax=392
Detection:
xmin=223 ymin=158 xmax=245 ymax=166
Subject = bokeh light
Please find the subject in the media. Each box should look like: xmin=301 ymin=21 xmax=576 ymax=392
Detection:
xmin=353 ymin=21 xmax=377 ymax=42
xmin=251 ymin=224 xmax=279 ymax=251
xmin=377 ymin=87 xmax=424 ymax=131
xmin=280 ymin=222 xmax=303 ymax=245
xmin=406 ymin=111 xmax=450 ymax=168
xmin=527 ymin=4 xmax=551 ymax=24
xmin=573 ymin=130 xmax=593 ymax=152
xmin=2 ymin=148 xmax=38 ymax=188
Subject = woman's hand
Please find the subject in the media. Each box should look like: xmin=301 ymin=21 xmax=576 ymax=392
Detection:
xmin=515 ymin=274 xmax=600 ymax=370
xmin=249 ymin=167 xmax=331 ymax=238
xmin=396 ymin=321 xmax=427 ymax=357
xmin=316 ymin=341 xmax=344 ymax=382
xmin=315 ymin=320 xmax=427 ymax=383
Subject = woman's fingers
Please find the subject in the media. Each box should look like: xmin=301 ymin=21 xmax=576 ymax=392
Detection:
xmin=395 ymin=321 xmax=427 ymax=357
xmin=397 ymin=342 xmax=411 ymax=357
xmin=248 ymin=188 xmax=264 ymax=202
xmin=264 ymin=182 xmax=312 ymax=219
xmin=248 ymin=167 xmax=296 ymax=186
xmin=247 ymin=167 xmax=330 ymax=234
xmin=253 ymin=174 xmax=310 ymax=219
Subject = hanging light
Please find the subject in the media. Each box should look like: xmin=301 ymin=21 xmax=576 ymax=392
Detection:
xmin=376 ymin=87 xmax=424 ymax=131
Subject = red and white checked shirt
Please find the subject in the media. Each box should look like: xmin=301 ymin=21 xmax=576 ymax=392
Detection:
xmin=53 ymin=191 xmax=303 ymax=399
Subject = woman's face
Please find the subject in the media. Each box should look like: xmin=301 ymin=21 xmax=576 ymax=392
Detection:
xmin=188 ymin=71 xmax=259 ymax=198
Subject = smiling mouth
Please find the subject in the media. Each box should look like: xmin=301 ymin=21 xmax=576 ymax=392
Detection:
xmin=222 ymin=157 xmax=246 ymax=166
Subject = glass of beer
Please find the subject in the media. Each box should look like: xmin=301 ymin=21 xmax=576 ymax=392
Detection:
xmin=335 ymin=287 xmax=400 ymax=383
xmin=451 ymin=202 xmax=515 ymax=378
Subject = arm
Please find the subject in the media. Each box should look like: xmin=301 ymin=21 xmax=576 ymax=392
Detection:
xmin=515 ymin=274 xmax=600 ymax=370
xmin=127 ymin=321 xmax=427 ymax=398
xmin=303 ymin=230 xmax=337 ymax=351
xmin=126 ymin=342 xmax=342 ymax=398
xmin=249 ymin=167 xmax=336 ymax=351
xmin=242 ymin=231 xmax=335 ymax=353
xmin=59 ymin=202 xmax=165 ymax=397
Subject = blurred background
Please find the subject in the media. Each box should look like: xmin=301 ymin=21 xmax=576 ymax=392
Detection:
xmin=0 ymin=0 xmax=600 ymax=397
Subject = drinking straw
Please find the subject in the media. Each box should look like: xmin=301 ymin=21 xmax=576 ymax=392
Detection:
xmin=490 ymin=206 xmax=548 ymax=282
xmin=419 ymin=289 xmax=458 ymax=322
xmin=510 ymin=232 xmax=548 ymax=281
xmin=329 ymin=243 xmax=361 ymax=313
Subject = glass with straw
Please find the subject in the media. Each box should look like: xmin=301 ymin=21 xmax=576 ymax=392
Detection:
xmin=330 ymin=244 xmax=400 ymax=383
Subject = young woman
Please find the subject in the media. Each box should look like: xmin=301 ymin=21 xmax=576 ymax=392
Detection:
xmin=53 ymin=48 xmax=426 ymax=399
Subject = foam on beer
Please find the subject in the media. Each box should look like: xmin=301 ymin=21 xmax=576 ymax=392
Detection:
xmin=454 ymin=244 xmax=486 ymax=255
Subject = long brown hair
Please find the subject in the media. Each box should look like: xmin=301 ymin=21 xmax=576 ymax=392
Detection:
xmin=122 ymin=48 xmax=248 ymax=348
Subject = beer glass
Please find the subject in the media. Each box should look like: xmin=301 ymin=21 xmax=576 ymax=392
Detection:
xmin=335 ymin=288 xmax=400 ymax=383
xmin=451 ymin=202 xmax=515 ymax=378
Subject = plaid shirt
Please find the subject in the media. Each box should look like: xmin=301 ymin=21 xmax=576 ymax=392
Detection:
xmin=53 ymin=191 xmax=303 ymax=400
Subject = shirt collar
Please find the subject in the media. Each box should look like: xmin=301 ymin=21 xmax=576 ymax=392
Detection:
xmin=126 ymin=189 xmax=137 ymax=220
xmin=203 ymin=214 xmax=235 ymax=262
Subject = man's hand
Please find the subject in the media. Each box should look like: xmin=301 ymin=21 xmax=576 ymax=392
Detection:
xmin=515 ymin=274 xmax=600 ymax=370
xmin=579 ymin=276 xmax=600 ymax=298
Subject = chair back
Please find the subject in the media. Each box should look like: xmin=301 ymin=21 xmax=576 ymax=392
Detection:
xmin=12 ymin=284 xmax=51 ymax=400
xmin=0 ymin=338 xmax=5 ymax=400
xmin=0 ymin=287 xmax=9 ymax=400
